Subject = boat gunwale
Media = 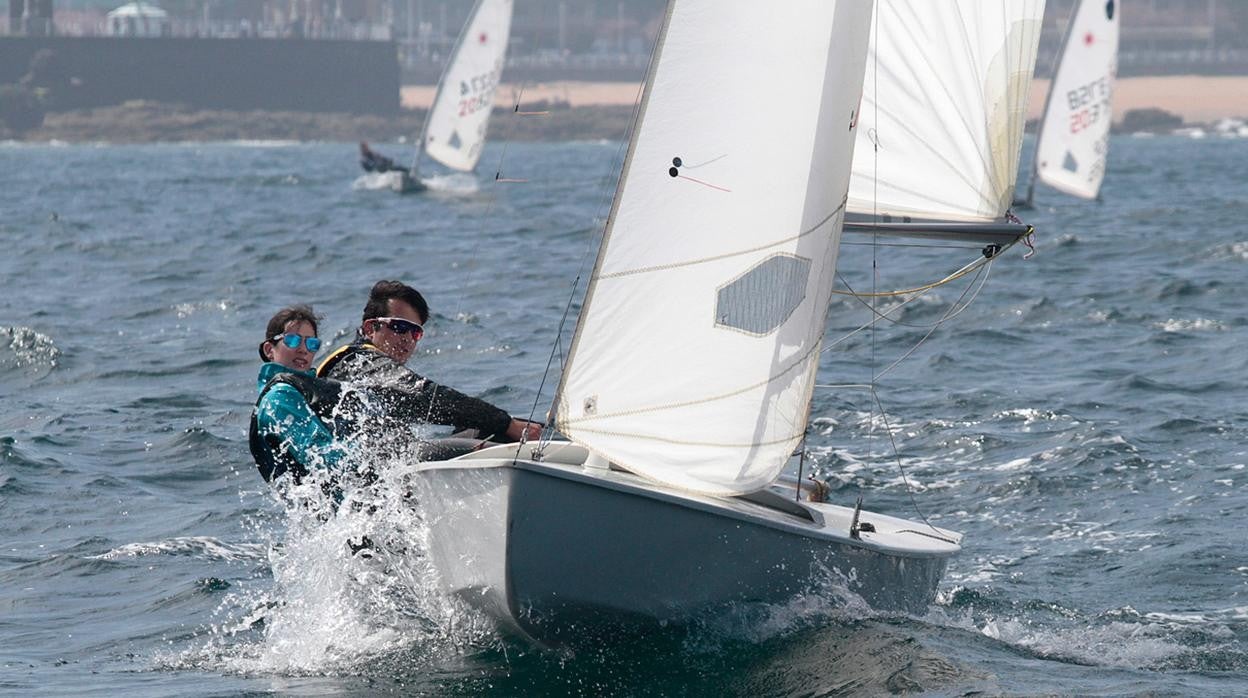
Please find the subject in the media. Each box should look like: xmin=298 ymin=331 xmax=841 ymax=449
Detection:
xmin=409 ymin=455 xmax=962 ymax=559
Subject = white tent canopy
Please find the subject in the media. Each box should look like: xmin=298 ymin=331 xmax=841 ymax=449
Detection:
xmin=107 ymin=2 xmax=169 ymax=37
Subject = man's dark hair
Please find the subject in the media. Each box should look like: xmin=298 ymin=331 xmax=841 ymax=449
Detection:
xmin=363 ymin=280 xmax=429 ymax=324
xmin=258 ymin=304 xmax=320 ymax=361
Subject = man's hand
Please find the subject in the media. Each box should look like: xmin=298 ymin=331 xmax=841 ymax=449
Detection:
xmin=505 ymin=418 xmax=542 ymax=442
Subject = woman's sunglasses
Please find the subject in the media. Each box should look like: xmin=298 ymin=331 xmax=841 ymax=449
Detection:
xmin=375 ymin=317 xmax=425 ymax=339
xmin=272 ymin=333 xmax=321 ymax=352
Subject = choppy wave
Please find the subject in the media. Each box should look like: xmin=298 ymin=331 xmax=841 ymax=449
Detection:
xmin=0 ymin=325 xmax=60 ymax=376
xmin=93 ymin=536 xmax=266 ymax=562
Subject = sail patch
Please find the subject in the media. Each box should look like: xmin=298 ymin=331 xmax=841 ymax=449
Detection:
xmin=715 ymin=254 xmax=810 ymax=335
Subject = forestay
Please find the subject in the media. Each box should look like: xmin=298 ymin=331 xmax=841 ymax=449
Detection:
xmin=554 ymin=0 xmax=874 ymax=496
xmin=421 ymin=0 xmax=512 ymax=172
xmin=1034 ymin=0 xmax=1119 ymax=200
xmin=848 ymin=0 xmax=1045 ymax=223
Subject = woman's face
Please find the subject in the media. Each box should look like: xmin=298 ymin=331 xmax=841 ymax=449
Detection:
xmin=264 ymin=320 xmax=318 ymax=371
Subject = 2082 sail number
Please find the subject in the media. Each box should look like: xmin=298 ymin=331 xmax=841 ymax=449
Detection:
xmin=458 ymin=71 xmax=500 ymax=117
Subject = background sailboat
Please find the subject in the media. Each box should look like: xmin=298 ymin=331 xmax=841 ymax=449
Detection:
xmin=402 ymin=0 xmax=981 ymax=648
xmin=362 ymin=0 xmax=513 ymax=193
xmin=1020 ymin=0 xmax=1120 ymax=206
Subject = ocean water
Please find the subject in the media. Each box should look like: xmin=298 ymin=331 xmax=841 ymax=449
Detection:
xmin=1 ymin=135 xmax=1247 ymax=696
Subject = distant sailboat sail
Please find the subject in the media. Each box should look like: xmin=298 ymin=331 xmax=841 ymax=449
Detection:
xmin=417 ymin=0 xmax=513 ymax=174
xmin=1029 ymin=0 xmax=1119 ymax=202
xmin=554 ymin=1 xmax=874 ymax=496
xmin=846 ymin=0 xmax=1045 ymax=238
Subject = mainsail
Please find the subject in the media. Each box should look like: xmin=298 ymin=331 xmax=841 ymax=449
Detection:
xmin=848 ymin=0 xmax=1045 ymax=229
xmin=419 ymin=0 xmax=512 ymax=173
xmin=1031 ymin=0 xmax=1119 ymax=201
xmin=554 ymin=0 xmax=874 ymax=496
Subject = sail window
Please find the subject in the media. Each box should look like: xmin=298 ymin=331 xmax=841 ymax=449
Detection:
xmin=715 ymin=254 xmax=810 ymax=335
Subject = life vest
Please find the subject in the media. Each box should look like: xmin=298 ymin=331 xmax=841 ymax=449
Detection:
xmin=315 ymin=341 xmax=377 ymax=379
xmin=248 ymin=371 xmax=345 ymax=483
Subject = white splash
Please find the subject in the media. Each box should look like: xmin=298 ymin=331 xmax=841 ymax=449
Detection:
xmin=1154 ymin=318 xmax=1225 ymax=333
xmin=182 ymin=463 xmax=499 ymax=676
xmin=421 ymin=172 xmax=480 ymax=194
xmin=93 ymin=536 xmax=265 ymax=562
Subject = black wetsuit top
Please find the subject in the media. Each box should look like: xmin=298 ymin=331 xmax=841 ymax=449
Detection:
xmin=360 ymin=148 xmax=408 ymax=175
xmin=317 ymin=341 xmax=512 ymax=442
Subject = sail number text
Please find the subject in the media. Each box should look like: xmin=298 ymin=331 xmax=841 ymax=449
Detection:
xmin=458 ymin=70 xmax=501 ymax=117
xmin=1065 ymin=75 xmax=1112 ymax=134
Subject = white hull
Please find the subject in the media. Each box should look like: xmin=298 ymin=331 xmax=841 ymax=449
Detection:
xmin=406 ymin=442 xmax=960 ymax=646
xmin=352 ymin=171 xmax=426 ymax=194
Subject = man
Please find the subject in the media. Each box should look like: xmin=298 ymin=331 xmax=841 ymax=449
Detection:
xmin=359 ymin=141 xmax=408 ymax=175
xmin=318 ymin=280 xmax=542 ymax=447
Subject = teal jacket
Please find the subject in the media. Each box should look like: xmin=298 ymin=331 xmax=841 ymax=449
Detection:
xmin=252 ymin=362 xmax=345 ymax=480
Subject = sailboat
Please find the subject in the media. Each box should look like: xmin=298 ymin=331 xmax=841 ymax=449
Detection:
xmin=400 ymin=0 xmax=1044 ymax=648
xmin=370 ymin=0 xmax=513 ymax=193
xmin=1018 ymin=0 xmax=1119 ymax=207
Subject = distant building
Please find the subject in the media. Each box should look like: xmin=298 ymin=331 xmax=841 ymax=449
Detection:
xmin=7 ymin=0 xmax=54 ymax=36
xmin=3 ymin=0 xmax=1246 ymax=81
xmin=105 ymin=2 xmax=167 ymax=38
xmin=1040 ymin=0 xmax=1248 ymax=76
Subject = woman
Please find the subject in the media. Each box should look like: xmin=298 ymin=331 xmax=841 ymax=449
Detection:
xmin=250 ymin=304 xmax=347 ymax=484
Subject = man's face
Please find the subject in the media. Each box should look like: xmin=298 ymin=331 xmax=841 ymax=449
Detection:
xmin=363 ymin=298 xmax=425 ymax=364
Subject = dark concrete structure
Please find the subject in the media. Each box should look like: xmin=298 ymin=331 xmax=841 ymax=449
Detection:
xmin=0 ymin=35 xmax=400 ymax=113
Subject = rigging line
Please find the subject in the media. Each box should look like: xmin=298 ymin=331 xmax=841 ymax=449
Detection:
xmin=421 ymin=74 xmax=529 ymax=431
xmin=836 ymin=260 xmax=985 ymax=334
xmin=869 ymin=0 xmax=880 ymax=479
xmin=526 ymin=269 xmax=583 ymax=444
xmin=561 ymin=337 xmax=823 ymax=425
xmin=866 ymin=385 xmax=945 ymax=537
xmin=840 ymin=239 xmax=983 ymax=251
xmin=535 ymin=63 xmax=652 ymax=453
xmin=833 ymin=238 xmax=1013 ymax=299
xmin=822 ymin=190 xmax=1015 ymax=348
xmin=820 ymin=280 xmax=932 ymax=356
xmin=488 ymin=79 xmax=531 ymax=183
xmin=510 ymin=80 xmax=550 ymax=116
xmin=873 ymin=262 xmax=990 ymax=382
xmin=598 ymin=200 xmax=845 ymax=280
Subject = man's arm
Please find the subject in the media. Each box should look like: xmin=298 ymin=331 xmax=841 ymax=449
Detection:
xmin=330 ymin=349 xmax=514 ymax=439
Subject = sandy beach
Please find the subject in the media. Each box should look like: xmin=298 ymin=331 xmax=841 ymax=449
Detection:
xmin=404 ymin=76 xmax=1248 ymax=124
xmin=16 ymin=74 xmax=1245 ymax=143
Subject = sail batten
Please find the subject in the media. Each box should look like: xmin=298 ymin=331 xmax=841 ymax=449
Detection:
xmin=554 ymin=0 xmax=874 ymax=496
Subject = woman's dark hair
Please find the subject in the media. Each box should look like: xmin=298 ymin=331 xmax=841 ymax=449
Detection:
xmin=362 ymin=280 xmax=429 ymax=324
xmin=258 ymin=304 xmax=320 ymax=361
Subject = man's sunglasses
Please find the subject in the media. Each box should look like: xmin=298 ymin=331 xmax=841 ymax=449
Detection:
xmin=375 ymin=317 xmax=425 ymax=338
xmin=271 ymin=333 xmax=321 ymax=352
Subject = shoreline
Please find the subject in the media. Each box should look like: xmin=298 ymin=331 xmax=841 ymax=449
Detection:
xmin=9 ymin=76 xmax=1247 ymax=144
xmin=404 ymin=76 xmax=1248 ymax=124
